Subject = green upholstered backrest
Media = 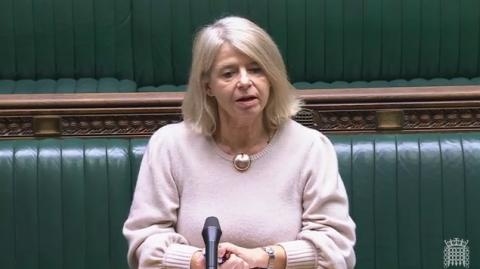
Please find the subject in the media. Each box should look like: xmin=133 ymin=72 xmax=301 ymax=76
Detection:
xmin=0 ymin=139 xmax=146 ymax=269
xmin=114 ymin=0 xmax=480 ymax=86
xmin=331 ymin=134 xmax=480 ymax=269
xmin=0 ymin=78 xmax=137 ymax=94
xmin=2 ymin=0 xmax=480 ymax=87
xmin=0 ymin=0 xmax=133 ymax=81
xmin=1 ymin=133 xmax=479 ymax=269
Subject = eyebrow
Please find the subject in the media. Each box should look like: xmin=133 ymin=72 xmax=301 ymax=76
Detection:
xmin=216 ymin=64 xmax=236 ymax=71
xmin=216 ymin=61 xmax=260 ymax=71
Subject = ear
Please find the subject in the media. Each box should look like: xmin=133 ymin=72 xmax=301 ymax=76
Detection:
xmin=205 ymin=82 xmax=213 ymax=96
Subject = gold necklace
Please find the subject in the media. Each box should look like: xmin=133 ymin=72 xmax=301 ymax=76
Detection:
xmin=232 ymin=132 xmax=273 ymax=172
xmin=233 ymin=153 xmax=251 ymax=172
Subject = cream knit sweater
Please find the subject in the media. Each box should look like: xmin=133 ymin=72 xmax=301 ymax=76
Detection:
xmin=123 ymin=120 xmax=356 ymax=269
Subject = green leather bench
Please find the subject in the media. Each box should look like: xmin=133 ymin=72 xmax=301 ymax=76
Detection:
xmin=1 ymin=133 xmax=479 ymax=269
xmin=2 ymin=0 xmax=480 ymax=93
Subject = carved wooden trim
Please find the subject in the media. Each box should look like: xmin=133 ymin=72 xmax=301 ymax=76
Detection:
xmin=294 ymin=107 xmax=480 ymax=134
xmin=1 ymin=85 xmax=480 ymax=138
xmin=0 ymin=117 xmax=34 ymax=136
xmin=61 ymin=114 xmax=182 ymax=136
xmin=293 ymin=109 xmax=377 ymax=132
xmin=403 ymin=108 xmax=480 ymax=130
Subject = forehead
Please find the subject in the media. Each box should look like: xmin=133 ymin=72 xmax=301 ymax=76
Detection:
xmin=212 ymin=43 xmax=256 ymax=68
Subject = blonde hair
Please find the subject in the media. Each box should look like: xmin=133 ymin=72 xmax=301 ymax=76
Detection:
xmin=182 ymin=16 xmax=302 ymax=136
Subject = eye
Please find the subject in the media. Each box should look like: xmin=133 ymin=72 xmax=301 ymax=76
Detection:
xmin=219 ymin=67 xmax=238 ymax=80
xmin=248 ymin=65 xmax=264 ymax=75
xmin=222 ymin=71 xmax=234 ymax=79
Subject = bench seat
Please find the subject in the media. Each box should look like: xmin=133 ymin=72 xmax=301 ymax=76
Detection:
xmin=1 ymin=133 xmax=479 ymax=269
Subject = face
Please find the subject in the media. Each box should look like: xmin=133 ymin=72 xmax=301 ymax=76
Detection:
xmin=206 ymin=43 xmax=271 ymax=126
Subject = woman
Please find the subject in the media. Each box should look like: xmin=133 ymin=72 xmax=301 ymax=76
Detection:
xmin=123 ymin=16 xmax=355 ymax=269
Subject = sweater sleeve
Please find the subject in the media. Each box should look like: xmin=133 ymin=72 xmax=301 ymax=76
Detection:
xmin=123 ymin=129 xmax=201 ymax=269
xmin=278 ymin=133 xmax=356 ymax=269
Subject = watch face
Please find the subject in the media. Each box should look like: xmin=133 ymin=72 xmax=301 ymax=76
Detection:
xmin=263 ymin=247 xmax=275 ymax=269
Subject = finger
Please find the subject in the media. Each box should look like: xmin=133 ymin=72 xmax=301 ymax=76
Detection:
xmin=218 ymin=242 xmax=237 ymax=262
xmin=218 ymin=243 xmax=232 ymax=262
xmin=218 ymin=246 xmax=227 ymax=258
xmin=219 ymin=242 xmax=237 ymax=252
xmin=220 ymin=254 xmax=246 ymax=269
xmin=191 ymin=251 xmax=206 ymax=269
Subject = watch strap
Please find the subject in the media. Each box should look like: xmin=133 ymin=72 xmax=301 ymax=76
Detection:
xmin=262 ymin=247 xmax=275 ymax=269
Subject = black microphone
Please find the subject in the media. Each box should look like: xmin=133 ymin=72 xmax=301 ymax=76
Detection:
xmin=202 ymin=216 xmax=222 ymax=269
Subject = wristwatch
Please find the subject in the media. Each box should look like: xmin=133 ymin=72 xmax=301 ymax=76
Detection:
xmin=262 ymin=246 xmax=275 ymax=269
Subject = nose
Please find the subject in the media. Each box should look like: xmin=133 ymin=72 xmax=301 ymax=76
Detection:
xmin=237 ymin=68 xmax=252 ymax=88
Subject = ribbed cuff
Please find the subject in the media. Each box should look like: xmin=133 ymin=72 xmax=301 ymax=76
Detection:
xmin=278 ymin=241 xmax=317 ymax=269
xmin=164 ymin=243 xmax=201 ymax=269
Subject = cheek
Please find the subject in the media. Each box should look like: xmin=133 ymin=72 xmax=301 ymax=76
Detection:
xmin=209 ymin=83 xmax=236 ymax=103
xmin=207 ymin=82 xmax=224 ymax=96
xmin=210 ymin=79 xmax=235 ymax=89
xmin=258 ymin=79 xmax=271 ymax=96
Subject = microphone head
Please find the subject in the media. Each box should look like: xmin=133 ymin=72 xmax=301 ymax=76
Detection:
xmin=203 ymin=216 xmax=220 ymax=230
xmin=202 ymin=216 xmax=222 ymax=241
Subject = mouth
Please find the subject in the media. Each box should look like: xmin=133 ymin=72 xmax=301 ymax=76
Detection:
xmin=235 ymin=95 xmax=258 ymax=103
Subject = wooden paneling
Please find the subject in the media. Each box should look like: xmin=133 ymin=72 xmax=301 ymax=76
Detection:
xmin=1 ymin=86 xmax=480 ymax=138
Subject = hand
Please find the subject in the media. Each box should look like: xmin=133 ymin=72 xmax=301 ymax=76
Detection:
xmin=190 ymin=250 xmax=205 ymax=269
xmin=219 ymin=243 xmax=268 ymax=269
xmin=219 ymin=253 xmax=250 ymax=269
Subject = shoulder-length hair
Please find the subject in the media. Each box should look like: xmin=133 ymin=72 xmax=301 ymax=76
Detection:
xmin=182 ymin=16 xmax=302 ymax=136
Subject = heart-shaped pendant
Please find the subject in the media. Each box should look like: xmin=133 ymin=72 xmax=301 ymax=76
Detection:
xmin=233 ymin=153 xmax=251 ymax=172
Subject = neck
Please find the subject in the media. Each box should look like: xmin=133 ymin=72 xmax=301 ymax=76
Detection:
xmin=214 ymin=116 xmax=271 ymax=155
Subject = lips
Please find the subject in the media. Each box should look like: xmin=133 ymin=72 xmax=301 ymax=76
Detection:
xmin=235 ymin=95 xmax=257 ymax=102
